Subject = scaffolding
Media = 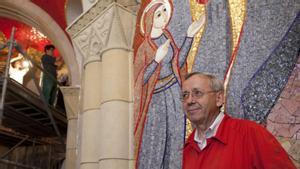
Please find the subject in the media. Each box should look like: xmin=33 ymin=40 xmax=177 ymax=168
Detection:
xmin=0 ymin=28 xmax=67 ymax=169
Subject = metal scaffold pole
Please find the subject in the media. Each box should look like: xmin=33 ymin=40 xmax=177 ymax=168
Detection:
xmin=0 ymin=27 xmax=16 ymax=125
xmin=0 ymin=27 xmax=64 ymax=144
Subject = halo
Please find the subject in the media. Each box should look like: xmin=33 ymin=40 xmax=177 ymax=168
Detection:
xmin=140 ymin=0 xmax=172 ymax=35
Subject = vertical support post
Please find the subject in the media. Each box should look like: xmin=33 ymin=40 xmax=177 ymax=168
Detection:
xmin=0 ymin=27 xmax=16 ymax=125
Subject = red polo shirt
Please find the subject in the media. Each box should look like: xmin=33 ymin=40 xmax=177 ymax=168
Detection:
xmin=183 ymin=114 xmax=296 ymax=169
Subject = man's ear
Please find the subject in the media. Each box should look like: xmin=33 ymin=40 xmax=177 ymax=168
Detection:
xmin=216 ymin=91 xmax=224 ymax=107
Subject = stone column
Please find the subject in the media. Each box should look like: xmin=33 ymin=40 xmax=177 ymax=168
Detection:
xmin=60 ymin=87 xmax=80 ymax=169
xmin=80 ymin=58 xmax=102 ymax=169
xmin=99 ymin=48 xmax=133 ymax=168
xmin=67 ymin=2 xmax=136 ymax=169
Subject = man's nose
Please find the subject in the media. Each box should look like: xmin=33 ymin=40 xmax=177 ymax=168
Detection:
xmin=186 ymin=94 xmax=195 ymax=104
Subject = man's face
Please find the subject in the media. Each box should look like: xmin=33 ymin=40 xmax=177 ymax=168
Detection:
xmin=181 ymin=75 xmax=224 ymax=126
xmin=46 ymin=48 xmax=54 ymax=56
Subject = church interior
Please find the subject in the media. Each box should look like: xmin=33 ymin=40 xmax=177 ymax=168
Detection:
xmin=0 ymin=0 xmax=298 ymax=169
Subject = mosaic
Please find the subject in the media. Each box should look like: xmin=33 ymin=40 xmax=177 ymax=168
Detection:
xmin=133 ymin=1 xmax=198 ymax=168
xmin=226 ymin=0 xmax=299 ymax=118
xmin=133 ymin=0 xmax=300 ymax=168
xmin=241 ymin=14 xmax=300 ymax=122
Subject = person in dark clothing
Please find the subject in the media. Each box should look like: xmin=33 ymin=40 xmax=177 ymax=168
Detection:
xmin=41 ymin=44 xmax=58 ymax=105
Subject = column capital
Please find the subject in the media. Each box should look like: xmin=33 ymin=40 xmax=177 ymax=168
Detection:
xmin=67 ymin=2 xmax=136 ymax=67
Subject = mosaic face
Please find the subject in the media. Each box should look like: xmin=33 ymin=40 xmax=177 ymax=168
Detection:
xmin=152 ymin=4 xmax=170 ymax=30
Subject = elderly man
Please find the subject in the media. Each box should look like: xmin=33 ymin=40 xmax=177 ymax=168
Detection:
xmin=181 ymin=72 xmax=296 ymax=169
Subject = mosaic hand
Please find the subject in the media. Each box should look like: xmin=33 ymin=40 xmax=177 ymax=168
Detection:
xmin=155 ymin=39 xmax=170 ymax=63
xmin=187 ymin=14 xmax=206 ymax=38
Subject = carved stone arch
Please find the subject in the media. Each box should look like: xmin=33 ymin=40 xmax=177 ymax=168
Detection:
xmin=0 ymin=0 xmax=80 ymax=85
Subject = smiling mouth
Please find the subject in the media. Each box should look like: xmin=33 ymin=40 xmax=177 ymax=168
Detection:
xmin=188 ymin=107 xmax=201 ymax=113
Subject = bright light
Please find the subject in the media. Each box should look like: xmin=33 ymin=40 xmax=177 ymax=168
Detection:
xmin=30 ymin=27 xmax=47 ymax=40
xmin=22 ymin=60 xmax=31 ymax=68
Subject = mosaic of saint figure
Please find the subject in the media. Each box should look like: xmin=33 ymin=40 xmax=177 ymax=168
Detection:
xmin=133 ymin=0 xmax=206 ymax=168
xmin=134 ymin=0 xmax=299 ymax=167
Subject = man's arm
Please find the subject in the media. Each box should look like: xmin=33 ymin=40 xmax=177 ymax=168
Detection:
xmin=55 ymin=56 xmax=64 ymax=69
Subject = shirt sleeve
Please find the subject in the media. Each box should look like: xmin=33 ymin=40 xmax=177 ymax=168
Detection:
xmin=249 ymin=124 xmax=296 ymax=169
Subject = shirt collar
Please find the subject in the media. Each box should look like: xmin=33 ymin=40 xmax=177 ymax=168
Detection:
xmin=213 ymin=113 xmax=230 ymax=144
xmin=194 ymin=112 xmax=224 ymax=139
xmin=193 ymin=112 xmax=225 ymax=150
xmin=207 ymin=111 xmax=225 ymax=137
xmin=185 ymin=113 xmax=230 ymax=147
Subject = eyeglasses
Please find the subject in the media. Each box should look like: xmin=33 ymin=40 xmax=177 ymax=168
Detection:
xmin=180 ymin=89 xmax=216 ymax=102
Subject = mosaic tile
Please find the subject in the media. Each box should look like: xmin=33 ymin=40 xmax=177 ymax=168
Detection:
xmin=240 ymin=13 xmax=300 ymax=122
xmin=227 ymin=1 xmax=299 ymax=119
